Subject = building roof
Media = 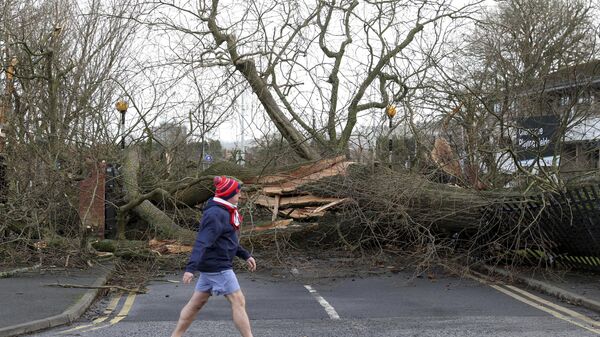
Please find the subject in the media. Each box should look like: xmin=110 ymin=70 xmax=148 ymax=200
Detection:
xmin=540 ymin=60 xmax=600 ymax=93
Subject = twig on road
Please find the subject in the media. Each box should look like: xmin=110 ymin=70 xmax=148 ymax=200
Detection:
xmin=45 ymin=283 xmax=146 ymax=294
xmin=0 ymin=264 xmax=41 ymax=278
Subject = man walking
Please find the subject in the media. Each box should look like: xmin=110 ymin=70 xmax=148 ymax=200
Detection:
xmin=171 ymin=176 xmax=256 ymax=337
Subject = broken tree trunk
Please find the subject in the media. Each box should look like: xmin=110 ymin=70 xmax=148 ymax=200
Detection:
xmin=254 ymin=195 xmax=343 ymax=208
xmin=249 ymin=156 xmax=353 ymax=223
xmin=92 ymin=239 xmax=156 ymax=259
xmin=92 ymin=239 xmax=193 ymax=257
xmin=257 ymin=157 xmax=352 ymax=195
xmin=171 ymin=161 xmax=258 ymax=207
xmin=119 ymin=147 xmax=195 ymax=243
xmin=299 ymin=164 xmax=495 ymax=235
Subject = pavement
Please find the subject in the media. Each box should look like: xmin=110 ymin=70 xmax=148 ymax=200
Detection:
xmin=0 ymin=262 xmax=113 ymax=337
xmin=0 ymin=261 xmax=599 ymax=337
xmin=481 ymin=265 xmax=600 ymax=314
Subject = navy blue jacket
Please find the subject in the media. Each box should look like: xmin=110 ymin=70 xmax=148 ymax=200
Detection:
xmin=185 ymin=199 xmax=251 ymax=273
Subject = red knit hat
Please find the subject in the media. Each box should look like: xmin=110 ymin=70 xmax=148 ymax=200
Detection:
xmin=213 ymin=176 xmax=241 ymax=200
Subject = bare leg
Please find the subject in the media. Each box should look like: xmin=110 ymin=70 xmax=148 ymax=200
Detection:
xmin=170 ymin=291 xmax=211 ymax=337
xmin=225 ymin=290 xmax=253 ymax=337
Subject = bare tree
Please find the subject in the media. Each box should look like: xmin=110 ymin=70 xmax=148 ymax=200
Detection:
xmin=136 ymin=0 xmax=481 ymax=160
xmin=430 ymin=0 xmax=599 ymax=188
xmin=0 ymin=0 xmax=141 ymax=255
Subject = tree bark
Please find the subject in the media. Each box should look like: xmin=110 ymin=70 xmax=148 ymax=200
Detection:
xmin=92 ymin=239 xmax=156 ymax=259
xmin=171 ymin=161 xmax=257 ymax=207
xmin=119 ymin=147 xmax=196 ymax=243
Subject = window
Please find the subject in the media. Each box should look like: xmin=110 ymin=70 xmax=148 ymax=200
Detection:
xmin=590 ymin=146 xmax=600 ymax=169
xmin=559 ymin=95 xmax=571 ymax=107
xmin=493 ymin=103 xmax=502 ymax=114
xmin=561 ymin=143 xmax=577 ymax=169
xmin=578 ymin=93 xmax=592 ymax=105
xmin=582 ymin=142 xmax=600 ymax=170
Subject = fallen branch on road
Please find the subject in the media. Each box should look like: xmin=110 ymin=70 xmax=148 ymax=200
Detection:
xmin=45 ymin=283 xmax=146 ymax=294
xmin=0 ymin=264 xmax=41 ymax=278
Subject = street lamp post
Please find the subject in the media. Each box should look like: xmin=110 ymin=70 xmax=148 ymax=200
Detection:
xmin=115 ymin=100 xmax=128 ymax=150
xmin=386 ymin=104 xmax=397 ymax=168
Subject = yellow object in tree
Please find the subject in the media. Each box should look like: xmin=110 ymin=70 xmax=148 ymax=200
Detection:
xmin=386 ymin=104 xmax=396 ymax=118
xmin=116 ymin=100 xmax=128 ymax=112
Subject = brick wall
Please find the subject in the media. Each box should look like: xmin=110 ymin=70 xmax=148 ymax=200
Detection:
xmin=78 ymin=162 xmax=106 ymax=238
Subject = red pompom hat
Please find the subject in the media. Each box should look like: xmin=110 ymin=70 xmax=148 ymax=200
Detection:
xmin=213 ymin=176 xmax=241 ymax=200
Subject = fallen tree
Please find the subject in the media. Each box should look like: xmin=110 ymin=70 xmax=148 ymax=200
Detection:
xmin=113 ymin=149 xmax=342 ymax=241
xmin=117 ymin=152 xmax=496 ymax=245
xmin=118 ymin=147 xmax=196 ymax=243
xmin=171 ymin=161 xmax=259 ymax=207
xmin=103 ymin=150 xmax=572 ymax=271
xmin=247 ymin=156 xmax=353 ymax=221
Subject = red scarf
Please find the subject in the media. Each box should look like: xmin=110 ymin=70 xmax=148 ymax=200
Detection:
xmin=213 ymin=197 xmax=242 ymax=230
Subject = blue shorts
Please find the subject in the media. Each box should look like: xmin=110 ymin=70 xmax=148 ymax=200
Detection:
xmin=195 ymin=269 xmax=240 ymax=296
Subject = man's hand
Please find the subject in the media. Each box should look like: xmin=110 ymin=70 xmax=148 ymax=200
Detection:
xmin=182 ymin=272 xmax=194 ymax=284
xmin=246 ymin=257 xmax=256 ymax=272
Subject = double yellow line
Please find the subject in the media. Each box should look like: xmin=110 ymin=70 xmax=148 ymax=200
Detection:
xmin=59 ymin=291 xmax=137 ymax=334
xmin=470 ymin=272 xmax=600 ymax=335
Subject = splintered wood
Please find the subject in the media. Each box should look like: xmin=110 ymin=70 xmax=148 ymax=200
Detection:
xmin=431 ymin=138 xmax=462 ymax=179
xmin=249 ymin=156 xmax=352 ymax=224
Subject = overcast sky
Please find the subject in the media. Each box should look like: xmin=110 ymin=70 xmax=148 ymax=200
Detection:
xmin=121 ymin=0 xmax=501 ymax=149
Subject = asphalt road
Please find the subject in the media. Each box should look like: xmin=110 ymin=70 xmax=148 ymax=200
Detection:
xmin=29 ymin=269 xmax=600 ymax=337
xmin=0 ymin=266 xmax=109 ymax=329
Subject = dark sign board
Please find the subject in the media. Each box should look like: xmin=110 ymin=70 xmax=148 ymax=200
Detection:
xmin=515 ymin=115 xmax=559 ymax=160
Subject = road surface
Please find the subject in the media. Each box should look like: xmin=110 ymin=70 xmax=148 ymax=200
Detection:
xmin=28 ymin=268 xmax=600 ymax=337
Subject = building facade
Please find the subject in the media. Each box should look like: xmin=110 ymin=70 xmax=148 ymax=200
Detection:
xmin=501 ymin=60 xmax=600 ymax=176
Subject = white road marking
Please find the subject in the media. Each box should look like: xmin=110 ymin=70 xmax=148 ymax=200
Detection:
xmin=304 ymin=285 xmax=340 ymax=320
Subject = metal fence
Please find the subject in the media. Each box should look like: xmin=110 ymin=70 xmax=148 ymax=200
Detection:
xmin=482 ymin=184 xmax=600 ymax=270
